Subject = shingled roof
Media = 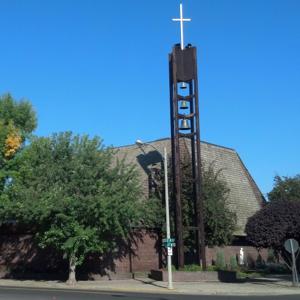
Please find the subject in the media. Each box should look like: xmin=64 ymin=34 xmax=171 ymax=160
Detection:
xmin=115 ymin=138 xmax=264 ymax=236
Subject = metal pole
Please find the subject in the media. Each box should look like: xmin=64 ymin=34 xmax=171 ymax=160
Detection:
xmin=136 ymin=140 xmax=174 ymax=289
xmin=164 ymin=147 xmax=173 ymax=290
xmin=290 ymin=239 xmax=298 ymax=287
xmin=171 ymin=48 xmax=184 ymax=269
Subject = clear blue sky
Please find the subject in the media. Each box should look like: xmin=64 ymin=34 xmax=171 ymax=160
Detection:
xmin=1 ymin=0 xmax=299 ymax=197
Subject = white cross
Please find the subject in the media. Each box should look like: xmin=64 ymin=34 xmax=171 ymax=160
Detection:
xmin=172 ymin=3 xmax=191 ymax=50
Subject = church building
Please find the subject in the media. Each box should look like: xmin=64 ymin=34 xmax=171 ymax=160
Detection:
xmin=112 ymin=137 xmax=267 ymax=273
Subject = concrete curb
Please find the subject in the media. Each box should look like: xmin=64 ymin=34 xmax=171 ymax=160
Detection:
xmin=0 ymin=278 xmax=299 ymax=296
xmin=0 ymin=281 xmax=175 ymax=296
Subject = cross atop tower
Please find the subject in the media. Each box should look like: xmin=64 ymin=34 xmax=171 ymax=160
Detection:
xmin=172 ymin=3 xmax=191 ymax=50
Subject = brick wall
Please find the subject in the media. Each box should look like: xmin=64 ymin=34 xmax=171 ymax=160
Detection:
xmin=111 ymin=229 xmax=161 ymax=273
xmin=0 ymin=229 xmax=270 ymax=279
xmin=0 ymin=229 xmax=160 ymax=279
xmin=206 ymin=246 xmax=268 ymax=267
xmin=0 ymin=233 xmax=68 ymax=279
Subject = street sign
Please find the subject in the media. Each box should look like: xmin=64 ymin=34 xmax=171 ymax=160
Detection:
xmin=162 ymin=238 xmax=175 ymax=243
xmin=284 ymin=239 xmax=299 ymax=254
xmin=162 ymin=238 xmax=176 ymax=248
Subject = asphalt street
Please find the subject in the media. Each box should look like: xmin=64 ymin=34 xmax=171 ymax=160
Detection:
xmin=0 ymin=287 xmax=299 ymax=300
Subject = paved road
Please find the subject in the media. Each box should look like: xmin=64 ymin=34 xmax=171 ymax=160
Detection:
xmin=0 ymin=287 xmax=299 ymax=300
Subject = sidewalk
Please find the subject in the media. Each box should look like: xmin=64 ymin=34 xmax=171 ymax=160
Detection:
xmin=0 ymin=276 xmax=299 ymax=296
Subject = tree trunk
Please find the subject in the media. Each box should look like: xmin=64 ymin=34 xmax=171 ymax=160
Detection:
xmin=67 ymin=256 xmax=77 ymax=285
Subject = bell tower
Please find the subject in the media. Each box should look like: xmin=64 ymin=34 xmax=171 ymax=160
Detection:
xmin=169 ymin=3 xmax=206 ymax=269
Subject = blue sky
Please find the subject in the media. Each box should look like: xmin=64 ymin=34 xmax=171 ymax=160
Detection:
xmin=1 ymin=0 xmax=299 ymax=196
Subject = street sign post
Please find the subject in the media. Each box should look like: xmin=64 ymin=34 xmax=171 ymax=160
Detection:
xmin=167 ymin=247 xmax=173 ymax=256
xmin=162 ymin=237 xmax=175 ymax=289
xmin=284 ymin=239 xmax=299 ymax=287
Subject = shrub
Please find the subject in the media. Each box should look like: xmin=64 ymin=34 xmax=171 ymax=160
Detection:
xmin=229 ymin=256 xmax=238 ymax=271
xmin=215 ymin=251 xmax=226 ymax=270
xmin=246 ymin=200 xmax=300 ymax=270
xmin=182 ymin=264 xmax=202 ymax=272
xmin=267 ymin=249 xmax=276 ymax=263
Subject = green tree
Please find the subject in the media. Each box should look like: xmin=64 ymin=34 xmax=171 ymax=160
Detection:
xmin=0 ymin=93 xmax=37 ymax=191
xmin=201 ymin=164 xmax=237 ymax=246
xmin=1 ymin=132 xmax=152 ymax=284
xmin=0 ymin=93 xmax=37 ymax=136
xmin=150 ymin=154 xmax=236 ymax=249
xmin=268 ymin=175 xmax=300 ymax=202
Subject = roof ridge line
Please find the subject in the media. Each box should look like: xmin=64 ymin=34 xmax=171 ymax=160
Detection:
xmin=114 ymin=137 xmax=236 ymax=152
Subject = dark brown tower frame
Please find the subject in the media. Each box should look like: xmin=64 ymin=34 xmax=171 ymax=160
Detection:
xmin=169 ymin=44 xmax=206 ymax=269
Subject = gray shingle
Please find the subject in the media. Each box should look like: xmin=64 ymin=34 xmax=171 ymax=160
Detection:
xmin=114 ymin=138 xmax=264 ymax=236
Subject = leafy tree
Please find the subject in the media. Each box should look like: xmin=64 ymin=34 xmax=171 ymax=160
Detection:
xmin=0 ymin=93 xmax=36 ymax=135
xmin=245 ymin=200 xmax=300 ymax=266
xmin=201 ymin=163 xmax=237 ymax=246
xmin=268 ymin=175 xmax=300 ymax=202
xmin=150 ymin=154 xmax=236 ymax=248
xmin=1 ymin=132 xmax=153 ymax=284
xmin=178 ymin=159 xmax=236 ymax=253
xmin=0 ymin=93 xmax=37 ymax=191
